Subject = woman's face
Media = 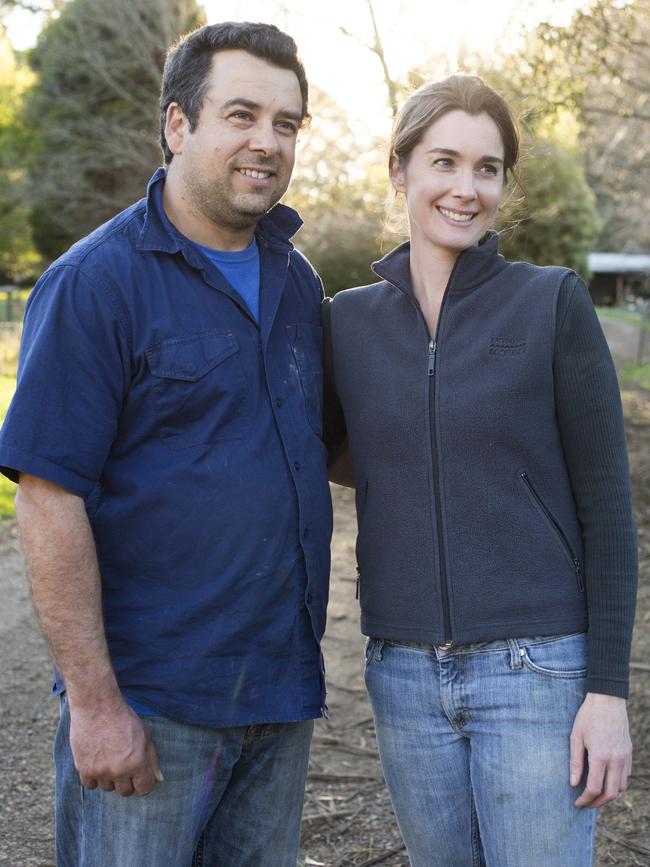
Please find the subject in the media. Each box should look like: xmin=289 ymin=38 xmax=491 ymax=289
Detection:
xmin=391 ymin=110 xmax=505 ymax=257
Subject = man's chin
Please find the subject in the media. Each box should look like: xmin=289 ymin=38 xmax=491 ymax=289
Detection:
xmin=233 ymin=192 xmax=283 ymax=218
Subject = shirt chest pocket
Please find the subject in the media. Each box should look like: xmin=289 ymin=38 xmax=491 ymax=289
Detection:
xmin=286 ymin=323 xmax=323 ymax=437
xmin=145 ymin=331 xmax=249 ymax=450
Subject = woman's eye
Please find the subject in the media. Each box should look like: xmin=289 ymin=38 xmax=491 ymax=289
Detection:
xmin=433 ymin=158 xmax=453 ymax=168
xmin=479 ymin=164 xmax=499 ymax=176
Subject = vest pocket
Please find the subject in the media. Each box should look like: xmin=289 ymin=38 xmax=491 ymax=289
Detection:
xmin=518 ymin=469 xmax=584 ymax=591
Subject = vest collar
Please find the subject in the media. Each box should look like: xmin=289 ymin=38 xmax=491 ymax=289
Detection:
xmin=372 ymin=231 xmax=508 ymax=295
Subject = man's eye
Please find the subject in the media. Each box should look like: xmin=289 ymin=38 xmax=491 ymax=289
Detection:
xmin=276 ymin=121 xmax=298 ymax=134
xmin=230 ymin=111 xmax=253 ymax=122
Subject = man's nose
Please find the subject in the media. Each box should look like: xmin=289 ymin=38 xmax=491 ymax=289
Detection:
xmin=248 ymin=121 xmax=280 ymax=156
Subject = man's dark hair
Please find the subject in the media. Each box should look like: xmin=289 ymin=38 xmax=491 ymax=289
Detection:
xmin=160 ymin=22 xmax=309 ymax=164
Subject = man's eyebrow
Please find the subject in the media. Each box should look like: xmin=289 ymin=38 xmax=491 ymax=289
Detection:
xmin=220 ymin=97 xmax=302 ymax=122
xmin=426 ymin=147 xmax=504 ymax=164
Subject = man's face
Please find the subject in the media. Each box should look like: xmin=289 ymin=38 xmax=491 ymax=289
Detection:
xmin=167 ymin=50 xmax=303 ymax=234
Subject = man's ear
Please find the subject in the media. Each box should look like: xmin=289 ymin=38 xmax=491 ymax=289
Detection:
xmin=389 ymin=152 xmax=406 ymax=193
xmin=164 ymin=103 xmax=189 ymax=158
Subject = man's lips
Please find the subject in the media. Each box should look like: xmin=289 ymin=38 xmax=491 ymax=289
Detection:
xmin=236 ymin=167 xmax=276 ymax=180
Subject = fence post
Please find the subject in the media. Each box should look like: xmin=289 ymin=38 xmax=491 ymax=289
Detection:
xmin=637 ymin=294 xmax=650 ymax=366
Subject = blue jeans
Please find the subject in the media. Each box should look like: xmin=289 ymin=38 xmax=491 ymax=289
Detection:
xmin=54 ymin=698 xmax=313 ymax=866
xmin=364 ymin=632 xmax=597 ymax=867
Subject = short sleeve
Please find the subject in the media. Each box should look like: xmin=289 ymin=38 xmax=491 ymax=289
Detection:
xmin=0 ymin=265 xmax=131 ymax=497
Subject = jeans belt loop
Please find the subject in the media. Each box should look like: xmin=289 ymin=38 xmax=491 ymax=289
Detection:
xmin=374 ymin=639 xmax=385 ymax=662
xmin=508 ymin=638 xmax=524 ymax=669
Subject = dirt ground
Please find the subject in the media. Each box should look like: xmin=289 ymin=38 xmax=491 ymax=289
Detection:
xmin=0 ymin=318 xmax=648 ymax=866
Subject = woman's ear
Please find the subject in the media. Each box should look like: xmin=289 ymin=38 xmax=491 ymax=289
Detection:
xmin=389 ymin=152 xmax=406 ymax=194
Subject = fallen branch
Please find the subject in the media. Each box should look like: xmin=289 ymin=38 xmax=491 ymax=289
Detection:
xmin=599 ymin=827 xmax=650 ymax=857
xmin=630 ymin=661 xmax=650 ymax=672
xmin=301 ymin=809 xmax=354 ymax=827
xmin=308 ymin=771 xmax=382 ymax=783
xmin=355 ymin=841 xmax=407 ymax=866
xmin=313 ymin=735 xmax=380 ymax=758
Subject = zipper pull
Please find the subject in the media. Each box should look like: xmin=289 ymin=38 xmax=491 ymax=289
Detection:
xmin=428 ymin=340 xmax=436 ymax=376
xmin=574 ymin=558 xmax=585 ymax=592
xmin=355 ymin=567 xmax=360 ymax=600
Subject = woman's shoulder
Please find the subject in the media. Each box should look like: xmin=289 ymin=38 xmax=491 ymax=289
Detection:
xmin=331 ymin=279 xmax=390 ymax=302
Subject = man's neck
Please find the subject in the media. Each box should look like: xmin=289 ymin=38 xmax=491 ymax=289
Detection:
xmin=162 ymin=167 xmax=256 ymax=252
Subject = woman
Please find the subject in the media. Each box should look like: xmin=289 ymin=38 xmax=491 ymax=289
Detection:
xmin=323 ymin=74 xmax=636 ymax=867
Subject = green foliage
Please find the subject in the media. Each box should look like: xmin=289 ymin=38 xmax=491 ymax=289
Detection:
xmin=499 ymin=138 xmax=601 ymax=276
xmin=487 ymin=0 xmax=650 ymax=254
xmin=0 ymin=370 xmax=17 ymax=519
xmin=23 ymin=0 xmax=205 ymax=259
xmin=0 ymin=30 xmax=42 ymax=283
xmin=285 ymin=88 xmax=386 ymax=295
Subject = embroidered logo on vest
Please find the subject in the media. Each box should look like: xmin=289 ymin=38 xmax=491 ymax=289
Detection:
xmin=489 ymin=337 xmax=527 ymax=357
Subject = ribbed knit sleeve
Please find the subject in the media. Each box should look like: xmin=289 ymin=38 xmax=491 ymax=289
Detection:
xmin=554 ymin=274 xmax=638 ymax=697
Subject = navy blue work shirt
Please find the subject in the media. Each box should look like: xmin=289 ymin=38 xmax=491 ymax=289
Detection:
xmin=0 ymin=169 xmax=332 ymax=726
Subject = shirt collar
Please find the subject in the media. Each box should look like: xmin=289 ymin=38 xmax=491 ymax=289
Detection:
xmin=371 ymin=230 xmax=507 ymax=295
xmin=136 ymin=167 xmax=303 ymax=255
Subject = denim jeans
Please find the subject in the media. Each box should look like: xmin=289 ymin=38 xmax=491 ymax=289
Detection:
xmin=364 ymin=632 xmax=597 ymax=867
xmin=54 ymin=698 xmax=313 ymax=867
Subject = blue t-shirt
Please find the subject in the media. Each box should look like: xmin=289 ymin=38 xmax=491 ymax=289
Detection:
xmin=192 ymin=236 xmax=260 ymax=324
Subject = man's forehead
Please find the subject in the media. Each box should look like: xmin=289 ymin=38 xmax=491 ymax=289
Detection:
xmin=205 ymin=49 xmax=302 ymax=110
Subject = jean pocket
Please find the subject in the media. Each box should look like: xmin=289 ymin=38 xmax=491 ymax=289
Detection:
xmin=520 ymin=632 xmax=587 ymax=679
xmin=364 ymin=637 xmax=384 ymax=666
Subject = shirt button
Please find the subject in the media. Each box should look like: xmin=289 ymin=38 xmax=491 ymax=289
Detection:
xmin=293 ymin=460 xmax=301 ymax=471
xmin=303 ymin=527 xmax=310 ymax=538
xmin=276 ymin=397 xmax=284 ymax=408
xmin=305 ymin=591 xmax=313 ymax=604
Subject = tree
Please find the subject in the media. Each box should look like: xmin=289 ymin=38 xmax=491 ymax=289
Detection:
xmin=497 ymin=0 xmax=650 ymax=253
xmin=499 ymin=138 xmax=601 ymax=276
xmin=285 ymin=87 xmax=387 ymax=294
xmin=22 ymin=0 xmax=204 ymax=259
xmin=0 ymin=28 xmax=41 ymax=283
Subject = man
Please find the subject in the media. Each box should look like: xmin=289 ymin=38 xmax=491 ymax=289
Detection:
xmin=0 ymin=22 xmax=332 ymax=867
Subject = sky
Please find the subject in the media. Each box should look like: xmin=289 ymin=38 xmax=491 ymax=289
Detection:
xmin=4 ymin=0 xmax=591 ymax=137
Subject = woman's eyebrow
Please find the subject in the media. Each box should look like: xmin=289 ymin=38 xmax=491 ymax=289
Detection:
xmin=426 ymin=147 xmax=504 ymax=164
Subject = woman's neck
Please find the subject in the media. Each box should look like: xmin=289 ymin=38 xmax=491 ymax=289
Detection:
xmin=409 ymin=240 xmax=459 ymax=336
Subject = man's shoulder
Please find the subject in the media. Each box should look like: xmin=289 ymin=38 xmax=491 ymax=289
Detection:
xmin=287 ymin=246 xmax=323 ymax=299
xmin=54 ymin=197 xmax=148 ymax=274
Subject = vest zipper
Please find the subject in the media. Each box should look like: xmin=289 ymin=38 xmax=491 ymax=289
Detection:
xmin=397 ymin=256 xmax=462 ymax=645
xmin=519 ymin=471 xmax=585 ymax=591
xmin=427 ymin=259 xmax=463 ymax=645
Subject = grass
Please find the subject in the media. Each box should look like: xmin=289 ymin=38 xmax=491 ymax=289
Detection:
xmin=621 ymin=362 xmax=650 ymax=390
xmin=0 ymin=373 xmax=16 ymax=519
xmin=596 ymin=305 xmax=650 ymax=334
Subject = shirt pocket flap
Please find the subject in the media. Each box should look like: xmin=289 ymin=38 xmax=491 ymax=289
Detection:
xmin=145 ymin=331 xmax=239 ymax=382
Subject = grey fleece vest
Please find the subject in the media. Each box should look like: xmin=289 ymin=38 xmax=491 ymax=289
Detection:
xmin=329 ymin=233 xmax=588 ymax=645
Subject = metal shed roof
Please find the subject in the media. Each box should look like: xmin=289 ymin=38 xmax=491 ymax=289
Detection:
xmin=588 ymin=253 xmax=650 ymax=273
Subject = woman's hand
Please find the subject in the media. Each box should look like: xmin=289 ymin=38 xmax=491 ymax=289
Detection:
xmin=570 ymin=692 xmax=632 ymax=807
